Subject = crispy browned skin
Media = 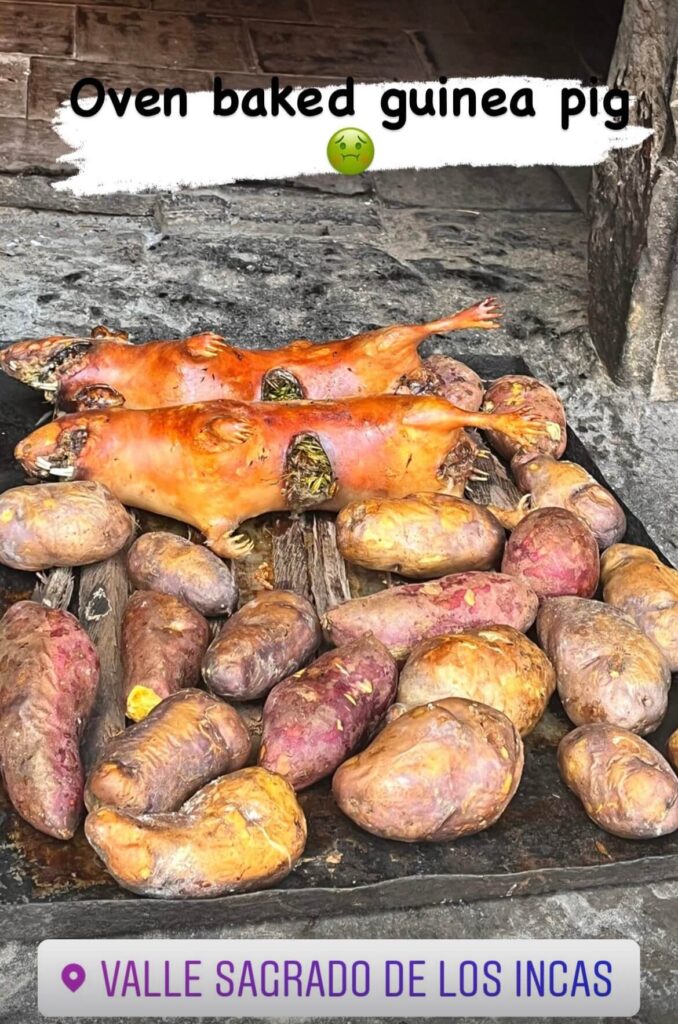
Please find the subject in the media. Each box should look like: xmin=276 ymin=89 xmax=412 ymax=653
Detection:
xmin=512 ymin=455 xmax=626 ymax=550
xmin=482 ymin=374 xmax=566 ymax=463
xmin=333 ymin=697 xmax=523 ymax=842
xmin=501 ymin=507 xmax=600 ymax=598
xmin=85 ymin=766 xmax=307 ymax=898
xmin=0 ymin=480 xmax=134 ymax=572
xmin=323 ymin=570 xmax=539 ymax=659
xmin=15 ymin=394 xmax=546 ymax=559
xmin=127 ymin=531 xmax=238 ymax=617
xmin=85 ymin=689 xmax=251 ymax=814
xmin=122 ymin=591 xmax=210 ymax=721
xmin=0 ymin=601 xmax=99 ymax=839
xmin=537 ymin=597 xmax=671 ymax=735
xmin=0 ymin=300 xmax=501 ymax=410
xmin=259 ymin=634 xmax=397 ymax=790
xmin=336 ymin=493 xmax=505 ymax=579
xmin=601 ymin=544 xmax=678 ymax=671
xmin=558 ymin=724 xmax=678 ymax=839
xmin=398 ymin=626 xmax=555 ymax=735
xmin=203 ymin=590 xmax=321 ymax=701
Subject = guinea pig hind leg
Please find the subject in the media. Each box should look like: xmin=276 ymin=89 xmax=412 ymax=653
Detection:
xmin=204 ymin=522 xmax=254 ymax=559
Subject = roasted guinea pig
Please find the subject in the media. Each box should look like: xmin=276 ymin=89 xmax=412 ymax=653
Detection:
xmin=15 ymin=394 xmax=545 ymax=559
xmin=0 ymin=300 xmax=500 ymax=409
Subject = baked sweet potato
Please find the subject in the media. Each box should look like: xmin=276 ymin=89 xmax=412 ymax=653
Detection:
xmin=85 ymin=766 xmax=306 ymax=898
xmin=85 ymin=689 xmax=251 ymax=814
xmin=396 ymin=355 xmax=484 ymax=410
xmin=122 ymin=591 xmax=210 ymax=721
xmin=501 ymin=507 xmax=599 ymax=598
xmin=259 ymin=634 xmax=397 ymax=790
xmin=601 ymin=544 xmax=678 ymax=671
xmin=0 ymin=601 xmax=98 ymax=838
xmin=398 ymin=625 xmax=555 ymax=735
xmin=0 ymin=480 xmax=134 ymax=572
xmin=202 ymin=590 xmax=321 ymax=700
xmin=127 ymin=531 xmax=237 ymax=617
xmin=323 ymin=570 xmax=539 ymax=659
xmin=537 ymin=596 xmax=671 ymax=735
xmin=16 ymin=394 xmax=550 ymax=559
xmin=336 ymin=494 xmax=505 ymax=579
xmin=558 ymin=724 xmax=678 ymax=839
xmin=512 ymin=455 xmax=626 ymax=550
xmin=482 ymin=374 xmax=566 ymax=463
xmin=333 ymin=697 xmax=523 ymax=842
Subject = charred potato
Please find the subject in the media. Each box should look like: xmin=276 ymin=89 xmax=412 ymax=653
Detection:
xmin=202 ymin=590 xmax=321 ymax=701
xmin=0 ymin=480 xmax=134 ymax=571
xmin=558 ymin=724 xmax=678 ymax=839
xmin=333 ymin=697 xmax=524 ymax=842
xmin=0 ymin=601 xmax=98 ymax=838
xmin=122 ymin=591 xmax=210 ymax=721
xmin=512 ymin=455 xmax=626 ymax=550
xmin=85 ymin=767 xmax=307 ymax=898
xmin=537 ymin=596 xmax=671 ymax=735
xmin=482 ymin=374 xmax=566 ymax=463
xmin=668 ymin=729 xmax=678 ymax=772
xmin=336 ymin=494 xmax=505 ymax=579
xmin=398 ymin=625 xmax=555 ymax=735
xmin=501 ymin=507 xmax=599 ymax=598
xmin=85 ymin=689 xmax=251 ymax=814
xmin=259 ymin=634 xmax=397 ymax=790
xmin=324 ymin=571 xmax=538 ymax=659
xmin=601 ymin=544 xmax=678 ymax=670
xmin=127 ymin=531 xmax=237 ymax=617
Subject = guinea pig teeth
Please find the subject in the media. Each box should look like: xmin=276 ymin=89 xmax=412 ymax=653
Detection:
xmin=49 ymin=466 xmax=76 ymax=478
xmin=35 ymin=457 xmax=54 ymax=471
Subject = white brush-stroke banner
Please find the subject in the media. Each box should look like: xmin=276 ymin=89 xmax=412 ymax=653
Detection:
xmin=53 ymin=78 xmax=651 ymax=196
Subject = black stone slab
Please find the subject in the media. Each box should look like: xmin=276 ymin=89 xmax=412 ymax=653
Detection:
xmin=0 ymin=352 xmax=676 ymax=940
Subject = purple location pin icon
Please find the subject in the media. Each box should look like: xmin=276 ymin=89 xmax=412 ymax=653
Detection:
xmin=61 ymin=963 xmax=86 ymax=993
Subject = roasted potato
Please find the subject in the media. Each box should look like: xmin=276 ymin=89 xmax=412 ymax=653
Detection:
xmin=0 ymin=600 xmax=98 ymax=838
xmin=85 ymin=689 xmax=251 ymax=814
xmin=336 ymin=494 xmax=505 ymax=579
xmin=398 ymin=625 xmax=555 ymax=735
xmin=668 ymin=729 xmax=678 ymax=772
xmin=333 ymin=697 xmax=523 ymax=842
xmin=601 ymin=544 xmax=678 ymax=670
xmin=122 ymin=591 xmax=210 ymax=721
xmin=501 ymin=507 xmax=599 ymax=598
xmin=482 ymin=374 xmax=566 ymax=463
xmin=0 ymin=480 xmax=134 ymax=571
xmin=537 ymin=596 xmax=671 ymax=735
xmin=512 ymin=455 xmax=626 ymax=550
xmin=397 ymin=355 xmax=484 ymax=410
xmin=558 ymin=724 xmax=678 ymax=839
xmin=323 ymin=571 xmax=539 ymax=659
xmin=127 ymin=531 xmax=237 ymax=617
xmin=202 ymin=590 xmax=321 ymax=701
xmin=85 ymin=767 xmax=307 ymax=898
xmin=259 ymin=634 xmax=397 ymax=790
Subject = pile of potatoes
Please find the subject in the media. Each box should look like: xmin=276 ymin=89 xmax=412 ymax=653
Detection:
xmin=0 ymin=370 xmax=677 ymax=901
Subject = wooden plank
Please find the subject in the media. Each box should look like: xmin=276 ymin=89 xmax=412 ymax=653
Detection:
xmin=78 ymin=553 xmax=129 ymax=772
xmin=307 ymin=512 xmax=350 ymax=617
xmin=0 ymin=3 xmax=74 ymax=57
xmin=0 ymin=54 xmax=28 ymax=118
xmin=32 ymin=566 xmax=74 ymax=609
xmin=271 ymin=515 xmax=310 ymax=598
xmin=75 ymin=6 xmax=251 ymax=71
xmin=588 ymin=0 xmax=678 ymax=396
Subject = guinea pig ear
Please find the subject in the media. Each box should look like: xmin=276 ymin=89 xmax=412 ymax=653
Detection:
xmin=195 ymin=414 xmax=254 ymax=452
xmin=90 ymin=325 xmax=132 ymax=343
xmin=185 ymin=333 xmax=229 ymax=360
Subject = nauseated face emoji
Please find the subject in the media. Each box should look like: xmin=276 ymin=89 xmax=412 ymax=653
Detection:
xmin=327 ymin=127 xmax=375 ymax=175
